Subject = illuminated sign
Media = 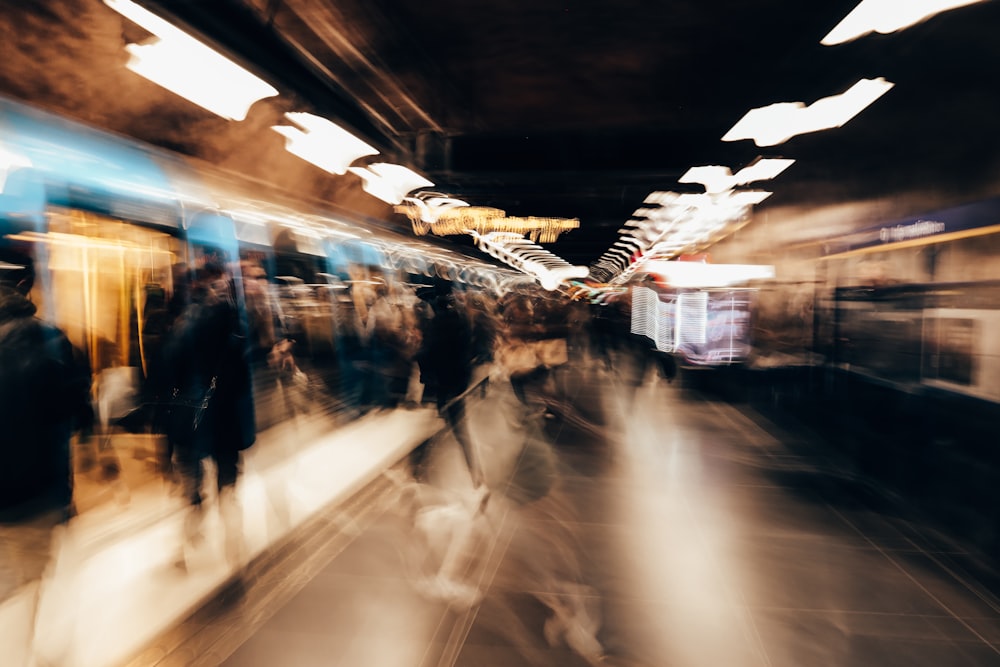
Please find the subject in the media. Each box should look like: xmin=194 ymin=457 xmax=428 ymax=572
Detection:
xmin=822 ymin=196 xmax=1000 ymax=257
xmin=879 ymin=220 xmax=945 ymax=243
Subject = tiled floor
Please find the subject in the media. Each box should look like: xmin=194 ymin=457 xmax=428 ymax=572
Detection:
xmin=209 ymin=357 xmax=1000 ymax=666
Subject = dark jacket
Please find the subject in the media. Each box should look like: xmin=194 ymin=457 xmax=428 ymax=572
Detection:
xmin=163 ymin=278 xmax=255 ymax=456
xmin=417 ymin=293 xmax=473 ymax=400
xmin=0 ymin=286 xmax=91 ymax=517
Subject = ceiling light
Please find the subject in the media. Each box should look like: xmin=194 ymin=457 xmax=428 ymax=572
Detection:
xmin=399 ymin=194 xmax=470 ymax=223
xmin=644 ymin=191 xmax=679 ymax=206
xmin=104 ymin=0 xmax=278 ymax=121
xmin=595 ymin=188 xmax=773 ymax=283
xmin=680 ymin=158 xmax=795 ymax=193
xmin=728 ymin=190 xmax=773 ymax=206
xmin=735 ymin=158 xmax=796 ymax=185
xmin=471 ymin=231 xmax=587 ymax=290
xmin=722 ymin=78 xmax=894 ymax=147
xmin=397 ymin=203 xmax=578 ymax=242
xmin=822 ymin=0 xmax=986 ymax=45
xmin=271 ymin=112 xmax=378 ymax=175
xmin=348 ymin=163 xmax=433 ymax=205
xmin=633 ymin=207 xmax=661 ymax=219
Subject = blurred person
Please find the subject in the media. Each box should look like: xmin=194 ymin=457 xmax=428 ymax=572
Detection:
xmin=485 ymin=379 xmax=606 ymax=665
xmin=343 ymin=274 xmax=380 ymax=414
xmin=566 ymin=299 xmax=593 ymax=363
xmin=163 ymin=259 xmax=255 ymax=568
xmin=0 ymin=248 xmax=92 ymax=665
xmin=392 ymin=283 xmax=426 ymax=408
xmin=590 ymin=302 xmax=618 ymax=370
xmin=267 ymin=336 xmax=311 ymax=416
xmin=466 ymin=290 xmax=500 ymax=383
xmin=240 ymin=260 xmax=277 ymax=366
xmin=415 ymin=278 xmax=485 ymax=491
xmin=329 ymin=281 xmax=364 ymax=416
xmin=365 ymin=278 xmax=415 ymax=409
xmin=399 ymin=374 xmax=606 ymax=665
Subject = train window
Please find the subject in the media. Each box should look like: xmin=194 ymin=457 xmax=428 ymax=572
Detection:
xmin=923 ymin=317 xmax=977 ymax=386
xmin=10 ymin=207 xmax=181 ymax=378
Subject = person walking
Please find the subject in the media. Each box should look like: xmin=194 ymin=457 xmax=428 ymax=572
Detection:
xmin=416 ymin=279 xmax=485 ymax=491
xmin=163 ymin=259 xmax=256 ymax=568
xmin=0 ymin=248 xmax=92 ymax=665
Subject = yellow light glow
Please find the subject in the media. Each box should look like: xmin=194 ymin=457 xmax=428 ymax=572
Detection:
xmin=822 ymin=0 xmax=986 ymax=45
xmin=6 ymin=230 xmax=176 ymax=264
xmin=398 ymin=204 xmax=580 ymax=243
xmin=399 ymin=195 xmax=470 ymax=223
xmin=104 ymin=0 xmax=278 ymax=121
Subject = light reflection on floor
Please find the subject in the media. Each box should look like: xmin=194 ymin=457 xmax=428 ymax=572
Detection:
xmin=4 ymin=351 xmax=1000 ymax=666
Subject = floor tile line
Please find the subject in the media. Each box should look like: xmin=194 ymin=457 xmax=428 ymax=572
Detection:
xmin=829 ymin=505 xmax=1000 ymax=654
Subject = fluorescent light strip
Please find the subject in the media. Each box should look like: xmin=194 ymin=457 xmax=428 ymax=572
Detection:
xmin=680 ymin=158 xmax=795 ymax=194
xmin=596 ymin=188 xmax=773 ymax=282
xmin=348 ymin=163 xmax=434 ymax=205
xmin=104 ymin=0 xmax=278 ymax=121
xmin=272 ymin=112 xmax=378 ymax=175
xmin=642 ymin=261 xmax=775 ymax=288
xmin=472 ymin=231 xmax=587 ymax=290
xmin=822 ymin=0 xmax=986 ymax=45
xmin=722 ymin=78 xmax=894 ymax=147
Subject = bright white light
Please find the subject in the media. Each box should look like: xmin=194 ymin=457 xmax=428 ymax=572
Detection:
xmin=471 ymin=231 xmax=585 ymax=290
xmin=679 ymin=166 xmax=736 ymax=194
xmin=348 ymin=163 xmax=434 ymax=205
xmin=822 ymin=0 xmax=986 ymax=45
xmin=644 ymin=191 xmax=679 ymax=206
xmin=598 ymin=187 xmax=774 ymax=283
xmin=722 ymin=78 xmax=894 ymax=147
xmin=271 ymin=112 xmax=378 ymax=175
xmin=104 ymin=0 xmax=278 ymax=121
xmin=0 ymin=145 xmax=32 ymax=194
xmin=728 ymin=190 xmax=773 ymax=206
xmin=680 ymin=158 xmax=795 ymax=193
xmin=643 ymin=261 xmax=776 ymax=288
xmin=735 ymin=158 xmax=796 ymax=186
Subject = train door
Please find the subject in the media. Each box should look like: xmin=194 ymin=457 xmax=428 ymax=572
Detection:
xmin=5 ymin=207 xmax=181 ymax=510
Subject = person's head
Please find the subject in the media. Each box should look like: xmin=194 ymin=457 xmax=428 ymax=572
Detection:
xmin=432 ymin=276 xmax=452 ymax=297
xmin=0 ymin=248 xmax=35 ymax=295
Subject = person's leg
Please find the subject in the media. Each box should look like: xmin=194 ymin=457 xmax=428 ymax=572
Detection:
xmin=441 ymin=394 xmax=486 ymax=491
xmin=0 ymin=508 xmax=68 ymax=666
xmin=172 ymin=441 xmax=206 ymax=568
xmin=214 ymin=446 xmax=245 ymax=567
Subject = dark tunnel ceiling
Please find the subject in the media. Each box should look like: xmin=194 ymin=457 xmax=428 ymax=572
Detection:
xmin=11 ymin=0 xmax=1000 ymax=267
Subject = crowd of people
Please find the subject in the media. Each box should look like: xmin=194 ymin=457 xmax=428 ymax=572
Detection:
xmin=1 ymin=239 xmax=681 ymax=665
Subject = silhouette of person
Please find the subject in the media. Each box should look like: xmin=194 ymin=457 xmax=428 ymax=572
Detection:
xmin=416 ymin=279 xmax=485 ymax=490
xmin=0 ymin=247 xmax=92 ymax=662
xmin=163 ymin=258 xmax=255 ymax=567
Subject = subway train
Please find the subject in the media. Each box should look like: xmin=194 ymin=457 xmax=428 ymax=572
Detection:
xmin=0 ymin=95 xmax=525 ymax=454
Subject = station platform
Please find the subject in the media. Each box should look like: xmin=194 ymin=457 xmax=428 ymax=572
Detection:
xmin=5 ymin=356 xmax=1000 ymax=666
xmin=0 ymin=406 xmax=442 ymax=667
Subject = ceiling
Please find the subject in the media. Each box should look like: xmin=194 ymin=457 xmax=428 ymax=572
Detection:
xmin=3 ymin=0 xmax=1000 ymax=268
